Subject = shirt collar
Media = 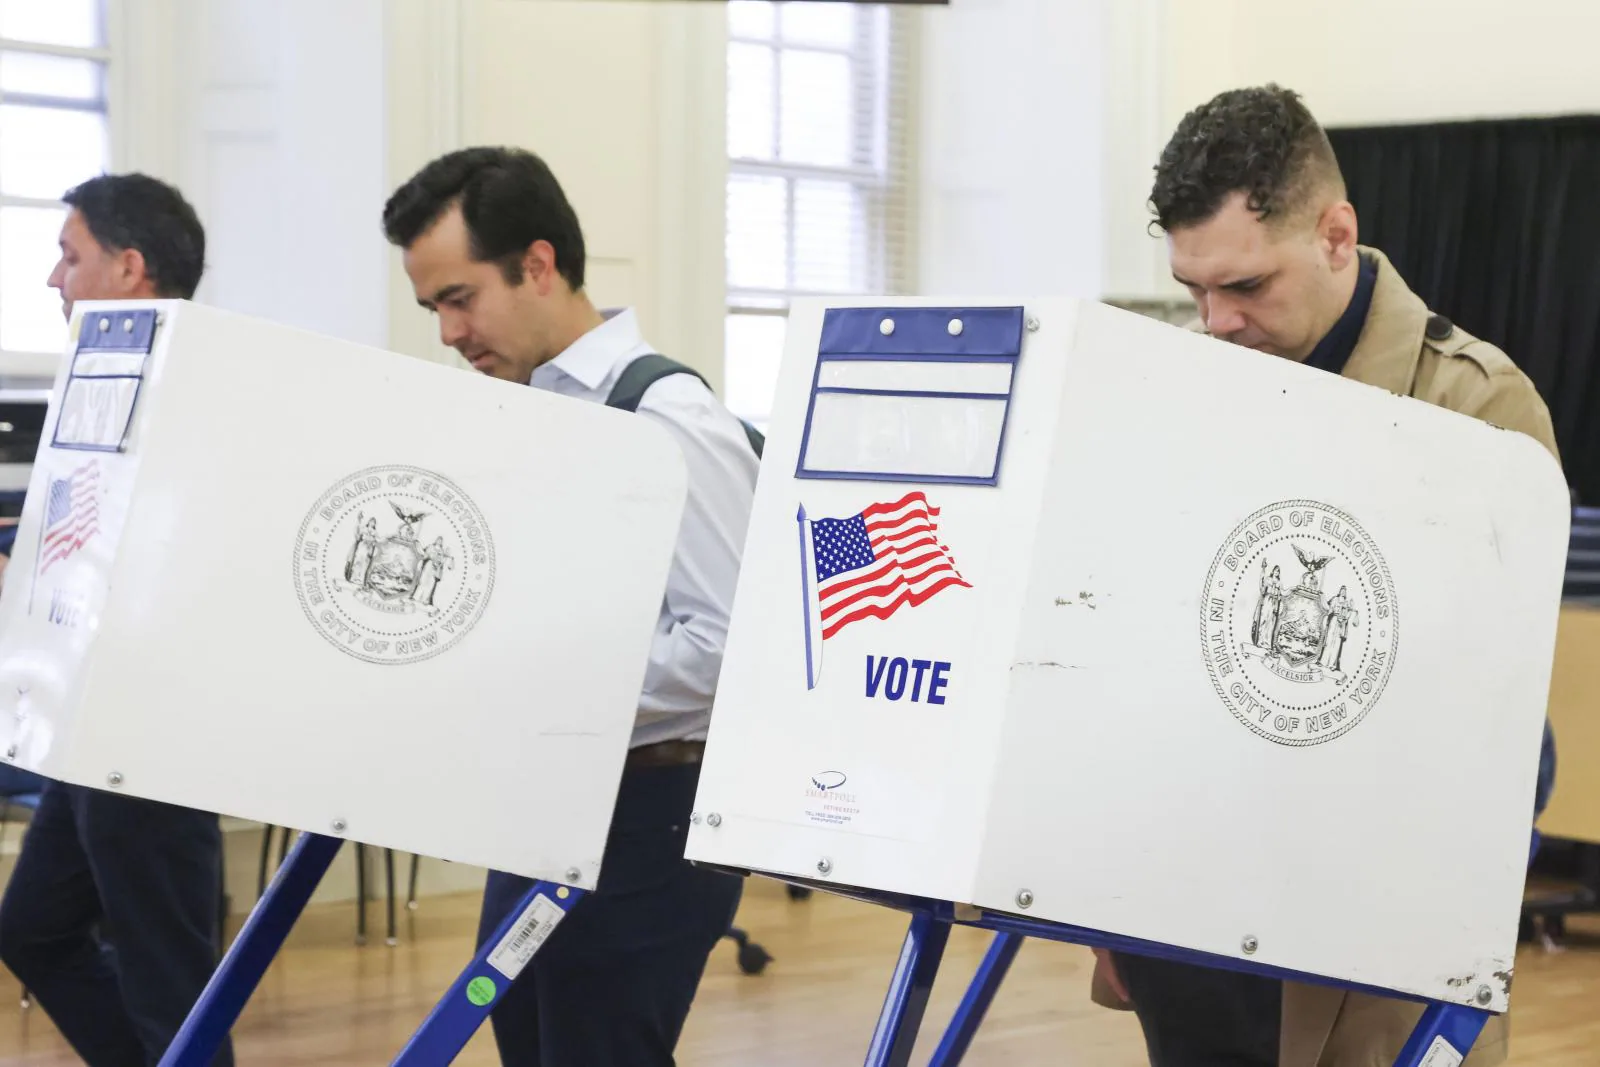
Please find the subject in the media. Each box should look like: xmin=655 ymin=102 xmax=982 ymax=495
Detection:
xmin=534 ymin=307 xmax=644 ymax=391
xmin=1303 ymin=252 xmax=1378 ymax=377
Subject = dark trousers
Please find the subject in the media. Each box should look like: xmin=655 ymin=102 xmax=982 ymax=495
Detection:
xmin=476 ymin=760 xmax=742 ymax=1067
xmin=0 ymin=781 xmax=230 ymax=1067
xmin=1112 ymin=951 xmax=1280 ymax=1067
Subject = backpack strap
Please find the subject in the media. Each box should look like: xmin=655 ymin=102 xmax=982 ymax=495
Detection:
xmin=603 ymin=353 xmax=765 ymax=458
xmin=604 ymin=354 xmax=709 ymax=414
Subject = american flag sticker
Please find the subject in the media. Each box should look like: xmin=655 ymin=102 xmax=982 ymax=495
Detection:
xmin=37 ymin=460 xmax=102 ymax=576
xmin=797 ymin=491 xmax=970 ymax=689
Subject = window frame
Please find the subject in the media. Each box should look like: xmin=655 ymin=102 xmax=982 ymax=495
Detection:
xmin=723 ymin=1 xmax=916 ymax=427
xmin=0 ymin=0 xmax=117 ymax=381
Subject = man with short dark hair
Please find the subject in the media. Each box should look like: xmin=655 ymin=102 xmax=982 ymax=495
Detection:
xmin=1089 ymin=85 xmax=1558 ymax=1067
xmin=0 ymin=172 xmax=229 ymax=1067
xmin=48 ymin=172 xmax=206 ymax=316
xmin=383 ymin=146 xmax=753 ymax=1067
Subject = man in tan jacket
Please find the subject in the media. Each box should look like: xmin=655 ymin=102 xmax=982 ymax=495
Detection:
xmin=1091 ymin=83 xmax=1559 ymax=1067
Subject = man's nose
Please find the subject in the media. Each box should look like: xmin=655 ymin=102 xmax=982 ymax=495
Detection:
xmin=438 ymin=309 xmax=470 ymax=350
xmin=1205 ymin=294 xmax=1247 ymax=338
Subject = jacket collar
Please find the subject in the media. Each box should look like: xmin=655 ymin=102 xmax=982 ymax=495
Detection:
xmin=1340 ymin=245 xmax=1428 ymax=396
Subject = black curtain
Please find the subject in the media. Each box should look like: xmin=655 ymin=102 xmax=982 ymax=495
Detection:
xmin=1326 ymin=116 xmax=1600 ymax=503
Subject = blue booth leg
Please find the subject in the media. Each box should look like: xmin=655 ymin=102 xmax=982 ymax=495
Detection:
xmin=864 ymin=912 xmax=952 ymax=1067
xmin=1391 ymin=1001 xmax=1491 ymax=1067
xmin=926 ymin=931 xmax=1023 ymax=1066
xmin=159 ymin=831 xmax=345 ymax=1067
xmin=389 ymin=882 xmax=586 ymax=1066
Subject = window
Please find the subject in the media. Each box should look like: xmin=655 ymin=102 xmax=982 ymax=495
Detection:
xmin=0 ymin=0 xmax=112 ymax=371
xmin=724 ymin=1 xmax=916 ymax=429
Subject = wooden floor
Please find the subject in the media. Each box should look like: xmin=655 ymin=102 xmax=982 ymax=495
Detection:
xmin=0 ymin=877 xmax=1597 ymax=1065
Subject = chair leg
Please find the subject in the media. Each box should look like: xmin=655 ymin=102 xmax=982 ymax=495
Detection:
xmin=355 ymin=843 xmax=368 ymax=946
xmin=257 ymin=825 xmax=273 ymax=898
xmin=385 ymin=849 xmax=398 ymax=946
xmin=407 ymin=853 xmax=421 ymax=911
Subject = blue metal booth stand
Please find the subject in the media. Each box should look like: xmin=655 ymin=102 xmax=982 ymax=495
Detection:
xmin=156 ymin=835 xmax=1490 ymax=1067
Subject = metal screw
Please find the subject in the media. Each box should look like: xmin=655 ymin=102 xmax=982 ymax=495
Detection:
xmin=123 ymin=318 xmax=134 ymax=332
xmin=816 ymin=857 xmax=833 ymax=876
xmin=564 ymin=867 xmax=582 ymax=884
xmin=1016 ymin=889 xmax=1034 ymax=909
xmin=1241 ymin=935 xmax=1259 ymax=955
xmin=690 ymin=813 xmax=702 ymax=826
xmin=98 ymin=317 xmax=110 ymax=332
xmin=106 ymin=771 xmax=123 ymax=787
xmin=1475 ymin=985 xmax=1493 ymax=1006
xmin=706 ymin=813 xmax=722 ymax=828
xmin=1025 ymin=316 xmax=1040 ymax=332
xmin=5 ymin=746 xmax=15 ymax=759
xmin=947 ymin=317 xmax=964 ymax=336
xmin=331 ymin=818 xmax=347 ymax=833
xmin=879 ymin=317 xmax=895 ymax=336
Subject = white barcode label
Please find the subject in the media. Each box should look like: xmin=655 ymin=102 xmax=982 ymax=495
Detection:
xmin=486 ymin=894 xmax=567 ymax=980
xmin=1419 ymin=1036 xmax=1463 ymax=1067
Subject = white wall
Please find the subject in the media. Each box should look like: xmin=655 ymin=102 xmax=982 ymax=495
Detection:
xmin=914 ymin=0 xmax=1172 ymax=303
xmin=120 ymin=0 xmax=389 ymax=349
xmin=383 ymin=0 xmax=729 ymax=384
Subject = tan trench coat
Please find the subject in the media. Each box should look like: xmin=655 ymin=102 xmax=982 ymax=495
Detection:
xmin=1091 ymin=246 xmax=1561 ymax=1067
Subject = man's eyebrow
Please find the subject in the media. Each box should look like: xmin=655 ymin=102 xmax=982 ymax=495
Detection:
xmin=1171 ymin=271 xmax=1273 ymax=292
xmin=417 ymin=283 xmax=469 ymax=310
xmin=1220 ymin=273 xmax=1271 ymax=292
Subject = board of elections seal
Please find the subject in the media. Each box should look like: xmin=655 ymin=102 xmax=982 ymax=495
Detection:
xmin=1200 ymin=500 xmax=1398 ymax=746
xmin=293 ymin=465 xmax=495 ymax=665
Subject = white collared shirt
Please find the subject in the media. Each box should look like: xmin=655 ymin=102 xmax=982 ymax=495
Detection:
xmin=529 ymin=308 xmax=757 ymax=748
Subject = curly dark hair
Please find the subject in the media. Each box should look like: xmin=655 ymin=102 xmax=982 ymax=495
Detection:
xmin=1149 ymin=84 xmax=1344 ymax=233
xmin=382 ymin=146 xmax=585 ymax=290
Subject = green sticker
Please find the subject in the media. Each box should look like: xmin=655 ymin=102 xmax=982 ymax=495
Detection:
xmin=466 ymin=976 xmax=497 ymax=1006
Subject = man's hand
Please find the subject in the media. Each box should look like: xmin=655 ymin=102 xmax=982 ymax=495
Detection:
xmin=1092 ymin=947 xmax=1130 ymax=1003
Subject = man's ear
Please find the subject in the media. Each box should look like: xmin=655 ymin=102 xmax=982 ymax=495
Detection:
xmin=1319 ymin=200 xmax=1359 ymax=272
xmin=521 ymin=240 xmax=559 ymax=296
xmin=114 ymin=246 xmax=150 ymax=296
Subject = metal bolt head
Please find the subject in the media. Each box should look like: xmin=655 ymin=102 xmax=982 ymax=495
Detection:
xmin=98 ymin=317 xmax=110 ymax=332
xmin=123 ymin=318 xmax=135 ymax=332
xmin=879 ymin=317 xmax=895 ymax=336
xmin=690 ymin=812 xmax=702 ymax=826
xmin=1241 ymin=935 xmax=1259 ymax=955
xmin=816 ymin=857 xmax=833 ymax=876
xmin=1016 ymin=889 xmax=1034 ymax=909
xmin=564 ymin=867 xmax=582 ymax=884
xmin=1025 ymin=316 xmax=1040 ymax=332
xmin=1475 ymin=985 xmax=1493 ymax=1006
xmin=106 ymin=771 xmax=124 ymax=787
xmin=706 ymin=812 xmax=722 ymax=828
xmin=331 ymin=818 xmax=347 ymax=833
xmin=5 ymin=746 xmax=15 ymax=760
xmin=947 ymin=317 xmax=964 ymax=336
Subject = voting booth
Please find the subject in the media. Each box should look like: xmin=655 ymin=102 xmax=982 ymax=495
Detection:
xmin=686 ymin=298 xmax=1571 ymax=1066
xmin=0 ymin=300 xmax=689 ymax=1065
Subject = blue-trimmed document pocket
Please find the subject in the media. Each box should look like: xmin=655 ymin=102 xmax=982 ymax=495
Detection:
xmin=51 ymin=308 xmax=159 ymax=454
xmin=795 ymin=306 xmax=1025 ymax=487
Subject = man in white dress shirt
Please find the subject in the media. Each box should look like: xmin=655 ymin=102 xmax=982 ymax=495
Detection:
xmin=383 ymin=147 xmax=756 ymax=1067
